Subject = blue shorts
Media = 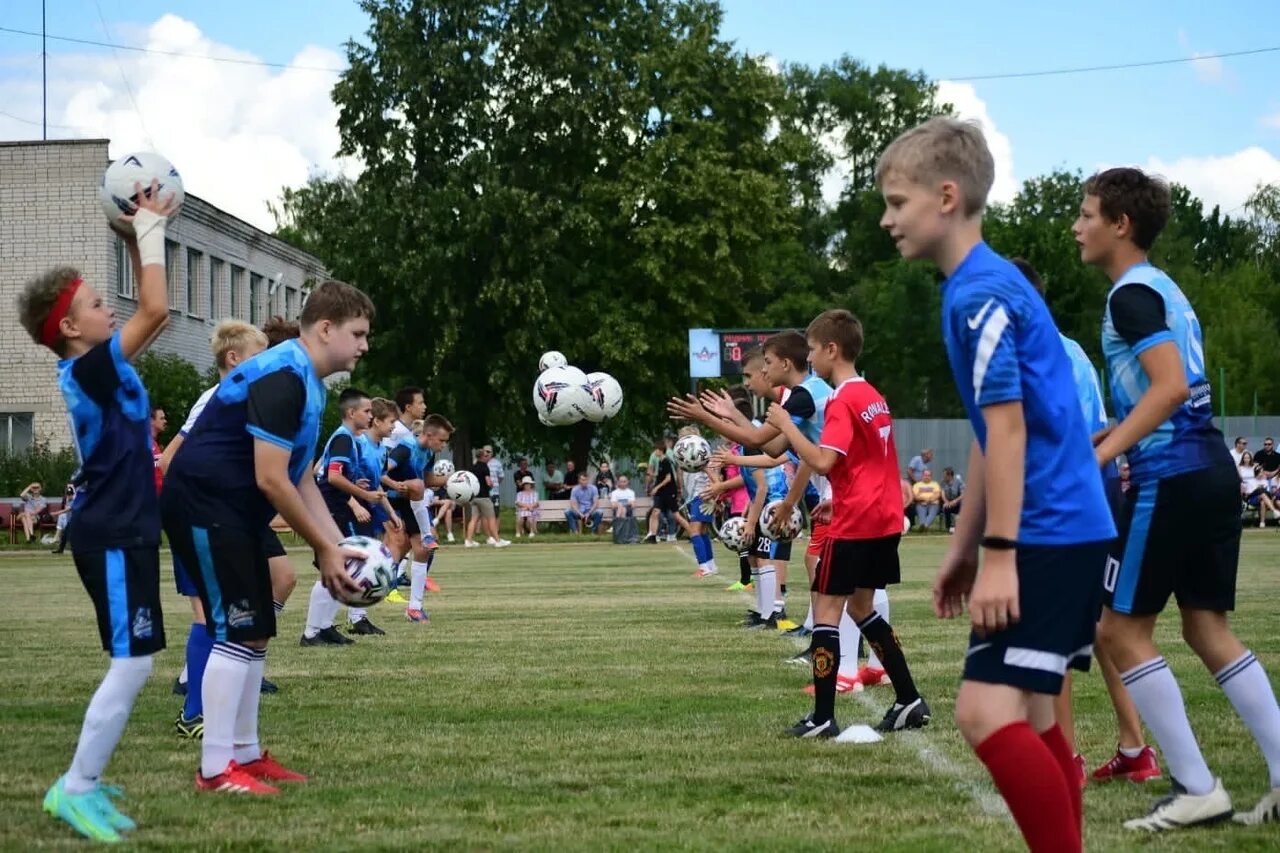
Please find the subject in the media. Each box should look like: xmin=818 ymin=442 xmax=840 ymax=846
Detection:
xmin=76 ymin=547 xmax=166 ymax=657
xmin=173 ymin=552 xmax=200 ymax=597
xmin=370 ymin=504 xmax=389 ymax=530
xmin=688 ymin=500 xmax=715 ymax=524
xmin=963 ymin=540 xmax=1110 ymax=695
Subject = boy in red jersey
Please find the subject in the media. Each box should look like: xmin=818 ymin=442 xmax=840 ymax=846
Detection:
xmin=768 ymin=309 xmax=929 ymax=737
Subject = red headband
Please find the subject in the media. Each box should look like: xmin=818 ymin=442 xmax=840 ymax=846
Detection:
xmin=40 ymin=278 xmax=83 ymax=349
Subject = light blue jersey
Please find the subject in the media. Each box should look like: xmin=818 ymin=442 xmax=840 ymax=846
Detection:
xmin=1061 ymin=333 xmax=1118 ymax=488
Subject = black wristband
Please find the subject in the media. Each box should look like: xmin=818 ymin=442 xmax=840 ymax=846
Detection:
xmin=980 ymin=536 xmax=1018 ymax=551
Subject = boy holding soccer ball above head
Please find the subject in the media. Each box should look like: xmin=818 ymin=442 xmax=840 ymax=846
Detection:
xmin=878 ymin=117 xmax=1116 ymax=852
xmin=20 ymin=179 xmax=175 ymax=841
xmin=162 ymin=280 xmax=373 ymax=795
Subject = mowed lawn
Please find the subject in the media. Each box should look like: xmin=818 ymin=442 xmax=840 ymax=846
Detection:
xmin=1 ymin=533 xmax=1279 ymax=851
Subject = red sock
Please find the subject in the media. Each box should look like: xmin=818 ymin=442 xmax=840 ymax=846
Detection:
xmin=1039 ymin=724 xmax=1082 ymax=833
xmin=975 ymin=722 xmax=1080 ymax=853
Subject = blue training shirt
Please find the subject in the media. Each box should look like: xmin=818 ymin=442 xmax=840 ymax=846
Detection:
xmin=57 ymin=332 xmax=160 ymax=548
xmin=317 ymin=425 xmax=363 ymax=514
xmin=166 ymin=339 xmax=327 ymax=530
xmin=358 ymin=433 xmax=387 ymax=505
xmin=1101 ymin=263 xmax=1229 ymax=484
xmin=1060 ymin=333 xmax=1118 ymax=488
xmin=941 ymin=242 xmax=1115 ymax=545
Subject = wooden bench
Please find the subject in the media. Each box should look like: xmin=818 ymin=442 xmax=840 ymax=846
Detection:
xmin=533 ymin=496 xmax=654 ymax=530
xmin=8 ymin=498 xmax=66 ymax=544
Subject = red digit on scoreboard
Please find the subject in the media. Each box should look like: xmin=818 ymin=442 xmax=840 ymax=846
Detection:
xmin=729 ymin=345 xmax=741 ymax=362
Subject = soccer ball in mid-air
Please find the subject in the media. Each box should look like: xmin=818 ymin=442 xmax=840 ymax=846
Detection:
xmin=445 ymin=470 xmax=480 ymax=503
xmin=538 ymin=350 xmax=568 ymax=372
xmin=717 ymin=516 xmax=752 ymax=552
xmin=533 ymin=366 xmax=591 ymax=426
xmin=100 ymin=151 xmax=184 ymax=235
xmin=584 ymin=372 xmax=624 ymax=421
xmin=759 ymin=500 xmax=804 ymax=541
xmin=338 ymin=535 xmax=397 ymax=607
xmin=672 ymin=434 xmax=711 ymax=472
xmin=432 ymin=459 xmax=455 ymax=477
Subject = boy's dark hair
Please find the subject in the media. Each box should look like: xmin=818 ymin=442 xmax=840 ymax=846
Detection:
xmin=733 ymin=397 xmax=754 ymax=421
xmin=338 ymin=386 xmax=369 ymax=414
xmin=762 ymin=331 xmax=808 ymax=372
xmin=653 ymin=440 xmax=666 ymax=452
xmin=394 ymin=386 xmax=424 ymax=414
xmin=1082 ymin=167 xmax=1171 ymax=251
xmin=150 ymin=405 xmax=164 ymax=417
xmin=1010 ymin=257 xmax=1045 ymax=297
xmin=423 ymin=413 xmax=454 ymax=435
xmin=17 ymin=266 xmax=81 ymax=356
xmin=806 ymin=309 xmax=864 ymax=363
xmin=261 ymin=315 xmax=301 ymax=348
xmin=727 ymin=385 xmax=751 ymax=403
xmin=299 ymin=280 xmax=376 ymax=329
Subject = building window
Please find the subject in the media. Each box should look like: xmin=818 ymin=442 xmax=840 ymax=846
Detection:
xmin=165 ymin=240 xmax=181 ymax=306
xmin=209 ymin=257 xmax=224 ymax=319
xmin=286 ymin=287 xmax=298 ymax=320
xmin=0 ymin=413 xmax=34 ymax=455
xmin=230 ymin=265 xmax=245 ymax=318
xmin=115 ymin=236 xmax=135 ymax=298
xmin=249 ymin=273 xmax=263 ymax=325
xmin=186 ymin=248 xmax=203 ymax=316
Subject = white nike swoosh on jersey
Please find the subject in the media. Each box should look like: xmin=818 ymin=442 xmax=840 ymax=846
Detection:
xmin=967 ymin=298 xmax=995 ymax=331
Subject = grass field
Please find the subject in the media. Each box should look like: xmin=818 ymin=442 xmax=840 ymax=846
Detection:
xmin=2 ymin=532 xmax=1279 ymax=850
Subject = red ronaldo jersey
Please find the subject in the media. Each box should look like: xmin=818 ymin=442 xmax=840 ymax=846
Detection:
xmin=818 ymin=378 xmax=902 ymax=540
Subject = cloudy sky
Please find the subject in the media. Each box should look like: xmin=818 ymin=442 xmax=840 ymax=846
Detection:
xmin=1 ymin=0 xmax=1278 ymax=230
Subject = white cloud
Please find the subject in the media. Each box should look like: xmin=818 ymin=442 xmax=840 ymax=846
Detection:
xmin=1144 ymin=147 xmax=1280 ymax=214
xmin=0 ymin=14 xmax=353 ymax=231
xmin=1262 ymin=112 xmax=1280 ymax=131
xmin=1177 ymin=29 xmax=1226 ymax=84
xmin=935 ymin=80 xmax=1017 ymax=204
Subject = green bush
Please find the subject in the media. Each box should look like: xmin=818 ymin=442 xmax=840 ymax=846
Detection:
xmin=0 ymin=442 xmax=78 ymax=498
xmin=135 ymin=351 xmax=209 ymax=444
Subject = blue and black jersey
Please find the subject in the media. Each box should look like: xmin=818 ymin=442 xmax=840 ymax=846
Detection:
xmin=317 ymin=425 xmax=362 ymax=514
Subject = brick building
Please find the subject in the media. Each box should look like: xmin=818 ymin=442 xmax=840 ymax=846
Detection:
xmin=0 ymin=139 xmax=326 ymax=453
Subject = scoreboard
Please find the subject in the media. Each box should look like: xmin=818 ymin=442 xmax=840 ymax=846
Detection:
xmin=688 ymin=328 xmax=783 ymax=379
xmin=717 ymin=331 xmax=776 ymax=376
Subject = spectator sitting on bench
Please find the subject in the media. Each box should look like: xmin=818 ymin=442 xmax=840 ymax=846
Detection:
xmin=51 ymin=482 xmax=75 ymax=552
xmin=609 ymin=476 xmax=640 ymax=545
xmin=514 ymin=476 xmax=540 ymax=538
xmin=17 ymin=482 xmax=50 ymax=543
xmin=940 ymin=466 xmax=964 ymax=533
xmin=911 ymin=468 xmax=943 ymax=531
xmin=1239 ymin=451 xmax=1280 ymax=528
xmin=543 ymin=461 xmax=566 ymax=500
xmin=565 ymin=472 xmax=603 ymax=534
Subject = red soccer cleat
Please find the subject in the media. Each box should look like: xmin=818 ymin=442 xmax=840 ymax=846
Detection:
xmin=425 ymin=578 xmax=441 ymax=593
xmin=405 ymin=608 xmax=429 ymax=623
xmin=1091 ymin=745 xmax=1162 ymax=783
xmin=195 ymin=761 xmax=279 ymax=795
xmin=855 ymin=665 xmax=889 ymax=687
xmin=803 ymin=673 xmax=863 ymax=695
xmin=1074 ymin=753 xmax=1087 ymax=789
xmin=240 ymin=751 xmax=308 ymax=782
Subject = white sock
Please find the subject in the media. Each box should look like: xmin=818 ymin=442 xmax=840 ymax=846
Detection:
xmin=179 ymin=663 xmax=188 ymax=685
xmin=233 ymin=649 xmax=266 ymax=766
xmin=868 ymin=589 xmax=890 ymax=668
xmin=756 ymin=566 xmax=777 ymax=619
xmin=201 ymin=643 xmax=253 ymax=778
xmin=397 ymin=557 xmax=410 ymax=581
xmin=348 ymin=607 xmax=367 ymax=624
xmin=409 ymin=560 xmax=428 ymax=610
xmin=323 ymin=595 xmax=343 ymax=629
xmin=1216 ymin=651 xmax=1280 ymax=787
xmin=1119 ymin=745 xmax=1145 ymax=758
xmin=837 ymin=609 xmax=859 ymax=677
xmin=65 ymin=656 xmax=153 ymax=794
xmin=1122 ymin=657 xmax=1215 ymax=795
xmin=706 ymin=559 xmax=718 ymax=573
xmin=303 ymin=582 xmax=329 ymax=638
xmin=802 ymin=602 xmax=814 ymax=631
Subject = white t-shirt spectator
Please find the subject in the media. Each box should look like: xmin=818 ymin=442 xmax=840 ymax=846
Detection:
xmin=610 ymin=487 xmax=636 ymax=506
xmin=1239 ymin=464 xmax=1261 ymax=494
xmin=487 ymin=457 xmax=504 ymax=495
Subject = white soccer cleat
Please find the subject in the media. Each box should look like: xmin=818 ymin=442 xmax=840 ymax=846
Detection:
xmin=1233 ymin=786 xmax=1280 ymax=826
xmin=1124 ymin=778 xmax=1233 ymax=832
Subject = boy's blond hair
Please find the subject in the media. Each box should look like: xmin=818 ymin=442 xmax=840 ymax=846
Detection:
xmin=210 ymin=319 xmax=268 ymax=369
xmin=875 ymin=117 xmax=994 ymax=216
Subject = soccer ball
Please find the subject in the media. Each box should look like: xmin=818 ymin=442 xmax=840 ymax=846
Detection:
xmin=585 ymin=372 xmax=624 ymax=421
xmin=717 ymin=516 xmax=752 ymax=552
xmin=445 ymin=470 xmax=480 ymax=503
xmin=432 ymin=459 xmax=455 ymax=477
xmin=538 ymin=350 xmax=567 ymax=371
xmin=533 ymin=366 xmax=591 ymax=426
xmin=99 ymin=151 xmax=184 ymax=235
xmin=759 ymin=500 xmax=804 ymax=541
xmin=672 ymin=434 xmax=711 ymax=472
xmin=338 ymin=535 xmax=396 ymax=607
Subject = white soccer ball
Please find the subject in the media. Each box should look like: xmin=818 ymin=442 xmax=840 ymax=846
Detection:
xmin=672 ymin=434 xmax=711 ymax=472
xmin=538 ymin=350 xmax=568 ymax=371
xmin=99 ymin=151 xmax=185 ymax=235
xmin=533 ymin=366 xmax=591 ymax=426
xmin=445 ymin=470 xmax=480 ymax=503
xmin=585 ymin=372 xmax=624 ymax=421
xmin=717 ymin=516 xmax=752 ymax=552
xmin=759 ymin=500 xmax=804 ymax=542
xmin=338 ymin=535 xmax=397 ymax=607
xmin=432 ymin=459 xmax=455 ymax=477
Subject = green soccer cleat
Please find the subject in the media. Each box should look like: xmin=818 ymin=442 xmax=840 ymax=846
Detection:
xmin=43 ymin=776 xmax=121 ymax=843
xmin=91 ymin=784 xmax=137 ymax=832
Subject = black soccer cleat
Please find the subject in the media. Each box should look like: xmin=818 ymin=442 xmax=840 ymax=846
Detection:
xmin=172 ymin=677 xmax=188 ymax=696
xmin=174 ymin=712 xmax=204 ymax=740
xmin=785 ymin=648 xmax=813 ymax=667
xmin=259 ymin=678 xmax=279 ymax=694
xmin=873 ymin=697 xmax=931 ymax=733
xmin=743 ymin=612 xmax=779 ymax=631
xmin=785 ymin=715 xmax=839 ymax=739
xmin=783 ymin=624 xmax=812 ymax=638
xmin=319 ymin=626 xmax=355 ymax=645
xmin=348 ymin=617 xmax=385 ymax=636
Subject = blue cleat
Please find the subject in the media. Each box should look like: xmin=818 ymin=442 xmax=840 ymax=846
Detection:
xmin=43 ymin=776 xmax=121 ymax=843
xmin=91 ymin=784 xmax=137 ymax=832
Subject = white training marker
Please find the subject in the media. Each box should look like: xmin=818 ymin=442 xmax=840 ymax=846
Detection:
xmin=835 ymin=724 xmax=883 ymax=744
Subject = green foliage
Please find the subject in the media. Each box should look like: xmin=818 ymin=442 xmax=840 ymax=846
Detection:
xmin=0 ymin=442 xmax=78 ymax=497
xmin=134 ymin=351 xmax=207 ymax=445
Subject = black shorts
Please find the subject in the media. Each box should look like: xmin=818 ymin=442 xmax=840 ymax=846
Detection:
xmin=964 ymin=540 xmax=1110 ymax=695
xmin=654 ymin=492 xmax=678 ymax=513
xmin=75 ymin=547 xmax=166 ymax=657
xmin=176 ymin=529 xmax=284 ymax=595
xmin=164 ymin=519 xmax=276 ymax=644
xmin=330 ymin=507 xmax=361 ymax=540
xmin=1106 ymin=464 xmax=1241 ymax=616
xmin=390 ymin=498 xmax=420 ymax=537
xmin=754 ymin=534 xmax=792 ymax=563
xmin=814 ymin=535 xmax=901 ymax=595
xmin=262 ymin=528 xmax=287 ymax=559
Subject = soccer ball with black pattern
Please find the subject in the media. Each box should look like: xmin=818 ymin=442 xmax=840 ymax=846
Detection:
xmin=716 ymin=516 xmax=752 ymax=552
xmin=759 ymin=500 xmax=803 ymax=541
xmin=445 ymin=470 xmax=480 ymax=503
xmin=538 ymin=350 xmax=568 ymax=371
xmin=533 ymin=366 xmax=591 ymax=427
xmin=672 ymin=434 xmax=711 ymax=473
xmin=100 ymin=151 xmax=184 ymax=235
xmin=432 ymin=459 xmax=455 ymax=477
xmin=583 ymin=372 xmax=624 ymax=422
xmin=339 ymin=535 xmax=397 ymax=607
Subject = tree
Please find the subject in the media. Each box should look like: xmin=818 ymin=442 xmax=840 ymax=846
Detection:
xmin=136 ymin=351 xmax=207 ymax=444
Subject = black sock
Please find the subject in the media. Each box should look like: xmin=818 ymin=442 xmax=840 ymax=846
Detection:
xmin=780 ymin=583 xmax=788 ymax=596
xmin=739 ymin=553 xmax=751 ymax=585
xmin=857 ymin=612 xmax=919 ymax=705
xmin=811 ymin=624 xmax=839 ymax=724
